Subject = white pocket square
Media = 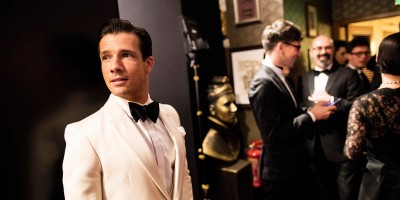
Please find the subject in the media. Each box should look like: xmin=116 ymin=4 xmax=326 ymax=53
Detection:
xmin=177 ymin=126 xmax=186 ymax=138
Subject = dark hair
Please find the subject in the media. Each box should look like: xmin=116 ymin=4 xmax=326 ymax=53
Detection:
xmin=346 ymin=36 xmax=370 ymax=53
xmin=334 ymin=40 xmax=347 ymax=51
xmin=97 ymin=18 xmax=152 ymax=60
xmin=261 ymin=19 xmax=303 ymax=52
xmin=377 ymin=32 xmax=400 ymax=75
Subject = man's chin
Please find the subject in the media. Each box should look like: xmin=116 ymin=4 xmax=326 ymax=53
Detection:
xmin=319 ymin=60 xmax=330 ymax=67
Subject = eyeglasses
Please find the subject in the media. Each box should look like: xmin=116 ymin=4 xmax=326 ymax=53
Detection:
xmin=350 ymin=51 xmax=371 ymax=57
xmin=312 ymin=46 xmax=333 ymax=51
xmin=283 ymin=42 xmax=301 ymax=51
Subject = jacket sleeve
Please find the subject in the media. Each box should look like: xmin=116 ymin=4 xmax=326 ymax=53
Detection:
xmin=62 ymin=123 xmax=102 ymax=200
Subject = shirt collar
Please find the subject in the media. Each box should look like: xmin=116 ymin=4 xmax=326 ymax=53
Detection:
xmin=111 ymin=94 xmax=153 ymax=118
xmin=346 ymin=63 xmax=363 ymax=73
xmin=314 ymin=62 xmax=333 ymax=71
xmin=262 ymin=58 xmax=283 ymax=78
xmin=347 ymin=63 xmax=357 ymax=70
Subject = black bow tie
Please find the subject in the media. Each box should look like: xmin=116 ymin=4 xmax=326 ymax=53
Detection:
xmin=313 ymin=69 xmax=330 ymax=76
xmin=129 ymin=101 xmax=159 ymax=123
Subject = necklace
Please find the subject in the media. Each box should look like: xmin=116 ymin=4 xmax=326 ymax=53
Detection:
xmin=381 ymin=80 xmax=400 ymax=85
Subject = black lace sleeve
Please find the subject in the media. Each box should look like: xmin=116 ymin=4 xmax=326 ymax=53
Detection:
xmin=344 ymin=97 xmax=367 ymax=159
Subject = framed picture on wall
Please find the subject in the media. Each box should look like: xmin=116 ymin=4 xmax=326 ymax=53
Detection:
xmin=229 ymin=46 xmax=265 ymax=106
xmin=305 ymin=3 xmax=318 ymax=37
xmin=233 ymin=0 xmax=261 ymax=25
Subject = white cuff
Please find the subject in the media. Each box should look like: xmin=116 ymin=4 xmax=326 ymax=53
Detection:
xmin=307 ymin=111 xmax=316 ymax=122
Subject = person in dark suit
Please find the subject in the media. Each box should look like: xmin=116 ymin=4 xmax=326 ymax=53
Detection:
xmin=346 ymin=37 xmax=381 ymax=93
xmin=248 ymin=19 xmax=336 ymax=200
xmin=297 ymin=35 xmax=363 ymax=200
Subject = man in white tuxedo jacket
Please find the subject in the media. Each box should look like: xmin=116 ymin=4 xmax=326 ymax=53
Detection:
xmin=62 ymin=18 xmax=193 ymax=200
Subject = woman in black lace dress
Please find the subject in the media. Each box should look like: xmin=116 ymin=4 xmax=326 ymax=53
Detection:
xmin=344 ymin=32 xmax=400 ymax=200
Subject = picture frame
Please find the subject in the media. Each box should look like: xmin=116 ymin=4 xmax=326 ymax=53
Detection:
xmin=233 ymin=0 xmax=261 ymax=25
xmin=229 ymin=46 xmax=265 ymax=106
xmin=305 ymin=3 xmax=318 ymax=37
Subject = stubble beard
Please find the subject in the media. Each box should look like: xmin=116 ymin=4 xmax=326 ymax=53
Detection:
xmin=319 ymin=59 xmax=330 ymax=67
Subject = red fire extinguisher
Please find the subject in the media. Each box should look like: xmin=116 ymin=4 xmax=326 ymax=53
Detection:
xmin=247 ymin=139 xmax=263 ymax=188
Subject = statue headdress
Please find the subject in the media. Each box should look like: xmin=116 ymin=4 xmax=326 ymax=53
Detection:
xmin=207 ymin=76 xmax=234 ymax=103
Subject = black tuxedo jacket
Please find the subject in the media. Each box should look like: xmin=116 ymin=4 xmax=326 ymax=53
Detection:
xmin=249 ymin=64 xmax=314 ymax=181
xmin=297 ymin=64 xmax=362 ymax=162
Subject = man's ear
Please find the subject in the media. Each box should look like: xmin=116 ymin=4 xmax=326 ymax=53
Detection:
xmin=276 ymin=42 xmax=286 ymax=55
xmin=277 ymin=42 xmax=284 ymax=51
xmin=144 ymin=56 xmax=154 ymax=74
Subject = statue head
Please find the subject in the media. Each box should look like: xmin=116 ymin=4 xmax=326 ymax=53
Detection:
xmin=207 ymin=76 xmax=238 ymax=125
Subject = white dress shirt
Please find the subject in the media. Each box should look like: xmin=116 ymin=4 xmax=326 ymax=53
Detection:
xmin=313 ymin=64 xmax=333 ymax=92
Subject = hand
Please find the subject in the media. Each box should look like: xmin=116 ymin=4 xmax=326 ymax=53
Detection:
xmin=308 ymin=90 xmax=332 ymax=102
xmin=309 ymin=101 xmax=337 ymax=121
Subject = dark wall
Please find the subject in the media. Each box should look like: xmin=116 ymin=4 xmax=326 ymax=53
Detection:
xmin=1 ymin=0 xmax=118 ymax=199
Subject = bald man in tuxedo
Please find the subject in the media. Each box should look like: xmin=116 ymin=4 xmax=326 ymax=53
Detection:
xmin=297 ymin=35 xmax=362 ymax=200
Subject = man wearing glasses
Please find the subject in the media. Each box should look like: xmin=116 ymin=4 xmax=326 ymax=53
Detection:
xmin=297 ymin=35 xmax=363 ymax=200
xmin=248 ymin=20 xmax=336 ymax=200
xmin=346 ymin=36 xmax=379 ymax=93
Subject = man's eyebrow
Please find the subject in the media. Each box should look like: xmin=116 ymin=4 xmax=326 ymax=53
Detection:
xmin=99 ymin=50 xmax=110 ymax=56
xmin=120 ymin=49 xmax=136 ymax=54
xmin=99 ymin=49 xmax=136 ymax=55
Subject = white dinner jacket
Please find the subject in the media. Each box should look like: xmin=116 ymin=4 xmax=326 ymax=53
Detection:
xmin=63 ymin=95 xmax=193 ymax=200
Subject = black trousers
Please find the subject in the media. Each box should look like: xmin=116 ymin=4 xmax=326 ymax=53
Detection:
xmin=262 ymin=172 xmax=319 ymax=200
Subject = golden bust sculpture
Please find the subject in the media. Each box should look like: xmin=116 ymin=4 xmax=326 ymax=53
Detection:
xmin=202 ymin=76 xmax=241 ymax=162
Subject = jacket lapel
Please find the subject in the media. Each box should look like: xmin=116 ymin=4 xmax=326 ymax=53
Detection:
xmin=264 ymin=66 xmax=297 ymax=108
xmin=159 ymin=105 xmax=185 ymax=200
xmin=325 ymin=65 xmax=340 ymax=92
xmin=105 ymin=96 xmax=171 ymax=199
